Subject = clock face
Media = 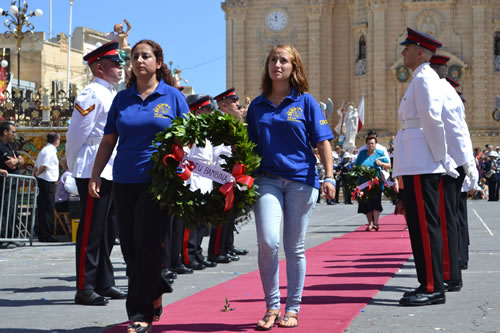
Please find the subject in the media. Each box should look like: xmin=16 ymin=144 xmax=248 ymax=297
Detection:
xmin=266 ymin=9 xmax=288 ymax=32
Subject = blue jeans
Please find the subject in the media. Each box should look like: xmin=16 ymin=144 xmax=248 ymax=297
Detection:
xmin=254 ymin=175 xmax=319 ymax=314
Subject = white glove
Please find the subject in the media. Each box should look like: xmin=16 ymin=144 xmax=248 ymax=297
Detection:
xmin=462 ymin=159 xmax=476 ymax=180
xmin=441 ymin=156 xmax=459 ymax=179
xmin=469 ymin=164 xmax=480 ymax=190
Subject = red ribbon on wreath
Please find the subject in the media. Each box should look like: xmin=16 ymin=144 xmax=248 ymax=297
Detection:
xmin=218 ymin=162 xmax=254 ymax=211
xmin=162 ymin=143 xmax=196 ymax=180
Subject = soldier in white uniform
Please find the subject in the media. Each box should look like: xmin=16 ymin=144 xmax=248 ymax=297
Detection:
xmin=429 ymin=55 xmax=478 ymax=293
xmin=66 ymin=41 xmax=126 ymax=306
xmin=393 ymin=28 xmax=459 ymax=306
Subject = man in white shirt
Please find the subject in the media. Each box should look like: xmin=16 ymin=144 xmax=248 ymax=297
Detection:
xmin=394 ymin=28 xmax=456 ymax=307
xmin=66 ymin=41 xmax=125 ymax=306
xmin=34 ymin=132 xmax=60 ymax=242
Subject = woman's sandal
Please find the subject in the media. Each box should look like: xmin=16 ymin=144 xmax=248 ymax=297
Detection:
xmin=127 ymin=322 xmax=152 ymax=333
xmin=255 ymin=310 xmax=281 ymax=331
xmin=373 ymin=225 xmax=379 ymax=232
xmin=153 ymin=296 xmax=162 ymax=322
xmin=278 ymin=312 xmax=299 ymax=328
xmin=365 ymin=224 xmax=374 ymax=231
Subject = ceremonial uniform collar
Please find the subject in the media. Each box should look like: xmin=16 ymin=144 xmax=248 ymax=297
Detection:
xmin=411 ymin=62 xmax=429 ymax=78
xmin=94 ymin=77 xmax=116 ymax=92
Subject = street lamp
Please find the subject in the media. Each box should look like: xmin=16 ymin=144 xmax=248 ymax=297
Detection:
xmin=0 ymin=0 xmax=43 ymax=115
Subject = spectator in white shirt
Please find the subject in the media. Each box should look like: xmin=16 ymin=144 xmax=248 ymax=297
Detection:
xmin=34 ymin=132 xmax=60 ymax=242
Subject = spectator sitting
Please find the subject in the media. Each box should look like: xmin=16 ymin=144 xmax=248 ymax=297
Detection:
xmin=473 ymin=178 xmax=488 ymax=200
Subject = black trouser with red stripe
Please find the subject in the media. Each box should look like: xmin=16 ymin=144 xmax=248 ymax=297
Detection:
xmin=457 ymin=191 xmax=469 ymax=268
xmin=208 ymin=221 xmax=233 ymax=258
xmin=183 ymin=225 xmax=208 ymax=265
xmin=402 ymin=173 xmax=444 ymax=293
xmin=75 ymin=178 xmax=117 ymax=292
xmin=113 ymin=182 xmax=171 ymax=322
xmin=439 ymin=167 xmax=465 ymax=283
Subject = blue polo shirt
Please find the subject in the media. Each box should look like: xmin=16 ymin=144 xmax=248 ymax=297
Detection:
xmin=246 ymin=88 xmax=334 ymax=188
xmin=104 ymin=79 xmax=189 ymax=183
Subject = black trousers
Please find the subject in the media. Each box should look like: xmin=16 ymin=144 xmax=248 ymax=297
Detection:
xmin=439 ymin=167 xmax=465 ymax=283
xmin=36 ymin=178 xmax=56 ymax=240
xmin=403 ymin=173 xmax=444 ymax=293
xmin=163 ymin=216 xmax=183 ymax=269
xmin=457 ymin=191 xmax=469 ymax=268
xmin=75 ymin=178 xmax=117 ymax=292
xmin=113 ymin=182 xmax=170 ymax=323
xmin=487 ymin=177 xmax=498 ymax=201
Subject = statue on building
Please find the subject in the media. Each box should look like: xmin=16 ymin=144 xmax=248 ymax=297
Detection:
xmin=173 ymin=68 xmax=188 ymax=87
xmin=421 ymin=16 xmax=437 ymax=37
xmin=110 ymin=19 xmax=132 ymax=53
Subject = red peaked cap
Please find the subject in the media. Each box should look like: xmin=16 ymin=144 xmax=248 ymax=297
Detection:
xmin=446 ymin=76 xmax=460 ymax=88
xmin=400 ymin=27 xmax=442 ymax=53
xmin=214 ymin=88 xmax=239 ymax=103
xmin=83 ymin=41 xmax=120 ymax=65
xmin=430 ymin=55 xmax=450 ymax=65
xmin=188 ymin=95 xmax=211 ymax=112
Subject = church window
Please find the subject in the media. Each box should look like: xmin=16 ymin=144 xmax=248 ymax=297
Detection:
xmin=355 ymin=35 xmax=367 ymax=76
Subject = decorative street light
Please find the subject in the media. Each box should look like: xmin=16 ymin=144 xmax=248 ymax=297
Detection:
xmin=0 ymin=0 xmax=43 ymax=114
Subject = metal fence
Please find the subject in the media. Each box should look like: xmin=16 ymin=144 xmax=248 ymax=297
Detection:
xmin=0 ymin=174 xmax=38 ymax=246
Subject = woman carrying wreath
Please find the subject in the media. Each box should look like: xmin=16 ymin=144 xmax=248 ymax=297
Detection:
xmin=89 ymin=40 xmax=189 ymax=333
xmin=246 ymin=44 xmax=335 ymax=330
xmin=354 ymin=135 xmax=391 ymax=231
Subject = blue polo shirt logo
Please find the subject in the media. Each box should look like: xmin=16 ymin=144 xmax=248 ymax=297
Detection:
xmin=320 ymin=119 xmax=329 ymax=125
xmin=153 ymin=103 xmax=171 ymax=118
xmin=287 ymin=107 xmax=303 ymax=122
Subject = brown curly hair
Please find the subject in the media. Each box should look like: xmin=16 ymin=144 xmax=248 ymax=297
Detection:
xmin=127 ymin=39 xmax=175 ymax=88
xmin=261 ymin=44 xmax=309 ymax=97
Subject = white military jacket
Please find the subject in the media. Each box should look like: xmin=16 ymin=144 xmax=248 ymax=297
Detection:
xmin=440 ymin=78 xmax=474 ymax=168
xmin=65 ymin=77 xmax=116 ymax=180
xmin=392 ymin=63 xmax=447 ymax=177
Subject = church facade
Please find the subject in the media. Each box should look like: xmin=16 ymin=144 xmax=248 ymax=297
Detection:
xmin=221 ymin=0 xmax=500 ymax=147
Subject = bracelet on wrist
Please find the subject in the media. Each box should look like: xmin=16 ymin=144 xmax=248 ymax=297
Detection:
xmin=323 ymin=178 xmax=336 ymax=186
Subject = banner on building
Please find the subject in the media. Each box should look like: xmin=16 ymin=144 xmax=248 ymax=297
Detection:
xmin=0 ymin=48 xmax=11 ymax=102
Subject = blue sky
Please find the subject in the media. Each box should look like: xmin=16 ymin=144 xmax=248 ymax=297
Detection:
xmin=1 ymin=0 xmax=227 ymax=96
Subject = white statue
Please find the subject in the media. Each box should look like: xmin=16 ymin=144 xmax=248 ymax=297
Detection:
xmin=343 ymin=103 xmax=359 ymax=151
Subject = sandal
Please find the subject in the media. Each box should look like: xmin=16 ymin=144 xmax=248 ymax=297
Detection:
xmin=365 ymin=224 xmax=374 ymax=231
xmin=373 ymin=225 xmax=379 ymax=232
xmin=279 ymin=312 xmax=298 ymax=328
xmin=153 ymin=296 xmax=162 ymax=322
xmin=256 ymin=310 xmax=281 ymax=331
xmin=127 ymin=322 xmax=152 ymax=333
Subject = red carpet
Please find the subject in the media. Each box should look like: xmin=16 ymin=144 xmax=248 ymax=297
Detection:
xmin=106 ymin=214 xmax=412 ymax=332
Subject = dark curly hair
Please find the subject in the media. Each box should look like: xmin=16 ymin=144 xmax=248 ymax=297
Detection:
xmin=127 ymin=39 xmax=175 ymax=88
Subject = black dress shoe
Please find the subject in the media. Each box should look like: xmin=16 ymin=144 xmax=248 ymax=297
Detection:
xmin=97 ymin=286 xmax=127 ymax=299
xmin=403 ymin=286 xmax=425 ymax=297
xmin=231 ymin=247 xmax=248 ymax=256
xmin=75 ymin=290 xmax=109 ymax=305
xmin=399 ymin=291 xmax=445 ymax=306
xmin=227 ymin=253 xmax=240 ymax=261
xmin=186 ymin=261 xmax=206 ymax=270
xmin=209 ymin=255 xmax=231 ymax=264
xmin=460 ymin=263 xmax=468 ymax=270
xmin=161 ymin=269 xmax=177 ymax=280
xmin=200 ymin=259 xmax=217 ymax=268
xmin=171 ymin=265 xmax=193 ymax=274
xmin=444 ymin=280 xmax=462 ymax=292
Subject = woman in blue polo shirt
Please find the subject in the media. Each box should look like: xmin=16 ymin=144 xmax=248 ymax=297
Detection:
xmin=89 ymin=40 xmax=189 ymax=333
xmin=246 ymin=44 xmax=335 ymax=330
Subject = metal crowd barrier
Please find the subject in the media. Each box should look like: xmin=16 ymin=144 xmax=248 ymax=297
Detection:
xmin=0 ymin=174 xmax=38 ymax=246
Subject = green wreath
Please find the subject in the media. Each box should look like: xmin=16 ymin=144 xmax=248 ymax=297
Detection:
xmin=347 ymin=165 xmax=381 ymax=202
xmin=150 ymin=110 xmax=261 ymax=228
